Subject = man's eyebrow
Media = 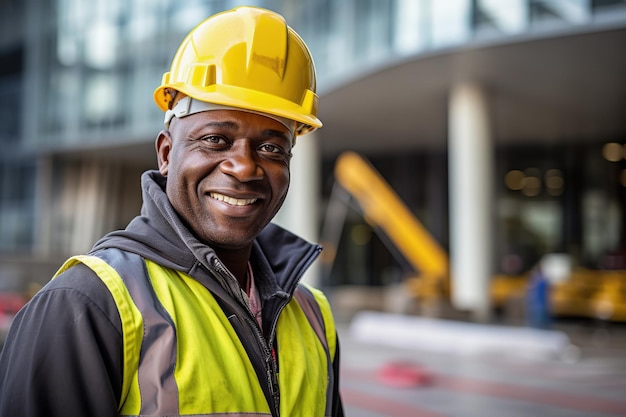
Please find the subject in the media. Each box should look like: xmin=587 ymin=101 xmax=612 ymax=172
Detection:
xmin=185 ymin=120 xmax=238 ymax=138
xmin=261 ymin=129 xmax=292 ymax=144
xmin=201 ymin=121 xmax=239 ymax=130
xmin=188 ymin=121 xmax=293 ymax=144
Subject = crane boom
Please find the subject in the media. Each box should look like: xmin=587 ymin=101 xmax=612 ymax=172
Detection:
xmin=332 ymin=151 xmax=448 ymax=282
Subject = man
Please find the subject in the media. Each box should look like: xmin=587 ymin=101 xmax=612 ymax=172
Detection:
xmin=0 ymin=6 xmax=343 ymax=417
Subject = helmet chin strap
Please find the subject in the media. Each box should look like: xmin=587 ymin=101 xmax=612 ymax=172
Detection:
xmin=164 ymin=96 xmax=296 ymax=137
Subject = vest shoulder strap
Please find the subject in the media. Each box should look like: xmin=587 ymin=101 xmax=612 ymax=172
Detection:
xmin=293 ymin=284 xmax=337 ymax=417
xmin=53 ymin=249 xmax=144 ymax=412
xmin=294 ymin=285 xmax=327 ymax=349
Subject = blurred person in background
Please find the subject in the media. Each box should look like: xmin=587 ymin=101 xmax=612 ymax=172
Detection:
xmin=0 ymin=6 xmax=343 ymax=417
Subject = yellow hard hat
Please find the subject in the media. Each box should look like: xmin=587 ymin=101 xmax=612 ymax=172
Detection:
xmin=154 ymin=6 xmax=321 ymax=136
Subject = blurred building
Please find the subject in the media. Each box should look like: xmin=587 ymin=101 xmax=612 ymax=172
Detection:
xmin=1 ymin=0 xmax=625 ymax=318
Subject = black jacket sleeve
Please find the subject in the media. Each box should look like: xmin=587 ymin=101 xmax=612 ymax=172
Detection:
xmin=0 ymin=264 xmax=123 ymax=417
xmin=332 ymin=335 xmax=345 ymax=417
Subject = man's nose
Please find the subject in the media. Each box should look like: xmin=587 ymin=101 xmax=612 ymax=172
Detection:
xmin=219 ymin=145 xmax=264 ymax=181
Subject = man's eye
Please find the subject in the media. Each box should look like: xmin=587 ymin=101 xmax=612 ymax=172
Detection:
xmin=199 ymin=135 xmax=227 ymax=145
xmin=259 ymin=144 xmax=291 ymax=163
xmin=259 ymin=144 xmax=282 ymax=153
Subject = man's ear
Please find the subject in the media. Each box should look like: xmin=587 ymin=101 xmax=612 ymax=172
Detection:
xmin=155 ymin=130 xmax=172 ymax=176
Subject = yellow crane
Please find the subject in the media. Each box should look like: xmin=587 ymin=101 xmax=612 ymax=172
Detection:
xmin=319 ymin=151 xmax=450 ymax=310
xmin=320 ymin=151 xmax=626 ymax=321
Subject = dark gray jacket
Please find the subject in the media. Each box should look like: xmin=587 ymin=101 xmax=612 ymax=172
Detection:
xmin=0 ymin=170 xmax=343 ymax=417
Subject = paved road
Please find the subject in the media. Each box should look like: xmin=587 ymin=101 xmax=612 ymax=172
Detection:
xmin=337 ymin=313 xmax=626 ymax=417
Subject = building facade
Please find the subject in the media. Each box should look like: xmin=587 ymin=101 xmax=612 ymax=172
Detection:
xmin=1 ymin=0 xmax=625 ymax=318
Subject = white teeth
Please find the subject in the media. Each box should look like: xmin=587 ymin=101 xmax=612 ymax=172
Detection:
xmin=210 ymin=192 xmax=257 ymax=206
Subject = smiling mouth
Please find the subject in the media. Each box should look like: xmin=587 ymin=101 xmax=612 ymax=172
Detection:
xmin=209 ymin=192 xmax=258 ymax=206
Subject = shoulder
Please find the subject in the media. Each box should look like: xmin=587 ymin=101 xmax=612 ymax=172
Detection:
xmin=297 ymin=283 xmax=332 ymax=311
xmin=0 ymin=261 xmax=125 ymax=415
xmin=31 ymin=260 xmax=122 ymax=333
xmin=295 ymin=284 xmax=338 ymax=352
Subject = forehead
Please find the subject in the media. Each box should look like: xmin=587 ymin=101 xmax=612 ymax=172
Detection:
xmin=172 ymin=109 xmax=293 ymax=137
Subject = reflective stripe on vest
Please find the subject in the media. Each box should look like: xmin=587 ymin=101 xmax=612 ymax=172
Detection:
xmin=54 ymin=249 xmax=336 ymax=417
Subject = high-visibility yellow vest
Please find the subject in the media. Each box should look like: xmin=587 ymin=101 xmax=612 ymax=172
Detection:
xmin=54 ymin=249 xmax=337 ymax=417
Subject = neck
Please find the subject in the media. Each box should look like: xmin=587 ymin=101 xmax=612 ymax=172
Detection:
xmin=214 ymin=246 xmax=252 ymax=289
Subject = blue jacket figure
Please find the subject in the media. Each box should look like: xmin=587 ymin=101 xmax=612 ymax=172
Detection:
xmin=526 ymin=267 xmax=552 ymax=329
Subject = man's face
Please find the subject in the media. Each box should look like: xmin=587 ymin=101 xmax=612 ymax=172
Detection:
xmin=156 ymin=109 xmax=293 ymax=251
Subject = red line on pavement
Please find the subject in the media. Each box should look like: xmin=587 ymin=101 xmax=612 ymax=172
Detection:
xmin=436 ymin=375 xmax=626 ymax=416
xmin=342 ymin=368 xmax=626 ymax=416
xmin=341 ymin=387 xmax=448 ymax=417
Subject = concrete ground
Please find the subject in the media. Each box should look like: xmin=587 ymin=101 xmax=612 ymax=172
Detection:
xmin=337 ymin=312 xmax=626 ymax=417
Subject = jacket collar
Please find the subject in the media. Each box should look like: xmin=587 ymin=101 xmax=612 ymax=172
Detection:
xmin=91 ymin=170 xmax=322 ymax=296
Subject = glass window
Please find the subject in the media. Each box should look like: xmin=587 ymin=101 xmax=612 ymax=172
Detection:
xmin=82 ymin=72 xmax=125 ymax=129
xmin=0 ymin=76 xmax=20 ymax=144
xmin=41 ymin=65 xmax=81 ymax=140
xmin=430 ymin=0 xmax=472 ymax=48
xmin=475 ymin=0 xmax=528 ymax=35
xmin=592 ymin=0 xmax=626 ymax=17
xmin=353 ymin=0 xmax=393 ymax=62
xmin=582 ymin=190 xmax=621 ymax=262
xmin=84 ymin=20 xmax=119 ymax=70
xmin=289 ymin=0 xmax=334 ymax=82
xmin=0 ymin=46 xmax=22 ymax=144
xmin=593 ymin=0 xmax=626 ymax=8
xmin=128 ymin=11 xmax=158 ymax=42
xmin=170 ymin=5 xmax=208 ymax=33
xmin=0 ymin=0 xmax=25 ymax=45
xmin=393 ymin=0 xmax=428 ymax=54
xmin=530 ymin=0 xmax=591 ymax=26
xmin=0 ymin=161 xmax=35 ymax=250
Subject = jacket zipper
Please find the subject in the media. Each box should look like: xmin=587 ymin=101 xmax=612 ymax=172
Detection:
xmin=211 ymin=257 xmax=282 ymax=417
